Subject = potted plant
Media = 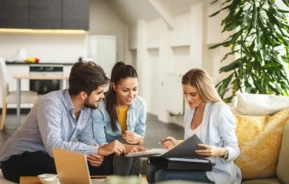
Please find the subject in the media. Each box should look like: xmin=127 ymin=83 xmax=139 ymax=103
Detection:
xmin=210 ymin=0 xmax=289 ymax=102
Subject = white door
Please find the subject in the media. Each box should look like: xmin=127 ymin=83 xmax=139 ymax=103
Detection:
xmin=88 ymin=35 xmax=116 ymax=78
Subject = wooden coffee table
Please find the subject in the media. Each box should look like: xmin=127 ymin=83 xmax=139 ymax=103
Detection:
xmin=20 ymin=176 xmax=42 ymax=184
xmin=20 ymin=175 xmax=147 ymax=184
xmin=20 ymin=176 xmax=110 ymax=184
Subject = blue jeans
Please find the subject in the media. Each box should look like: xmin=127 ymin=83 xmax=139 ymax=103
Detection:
xmin=146 ymin=162 xmax=213 ymax=184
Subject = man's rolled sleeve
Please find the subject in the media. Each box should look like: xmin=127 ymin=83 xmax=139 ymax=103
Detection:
xmin=85 ymin=145 xmax=99 ymax=155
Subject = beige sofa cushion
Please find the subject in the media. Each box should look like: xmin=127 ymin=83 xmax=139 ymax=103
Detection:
xmin=242 ymin=178 xmax=282 ymax=184
xmin=235 ymin=108 xmax=289 ymax=179
xmin=277 ymin=121 xmax=289 ymax=184
xmin=234 ymin=93 xmax=289 ymax=116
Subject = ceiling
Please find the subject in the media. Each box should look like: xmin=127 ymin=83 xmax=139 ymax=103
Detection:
xmin=107 ymin=0 xmax=212 ymax=25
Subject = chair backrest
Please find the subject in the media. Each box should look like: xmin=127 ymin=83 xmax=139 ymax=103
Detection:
xmin=0 ymin=58 xmax=9 ymax=97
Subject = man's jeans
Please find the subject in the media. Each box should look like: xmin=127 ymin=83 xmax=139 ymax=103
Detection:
xmin=1 ymin=151 xmax=113 ymax=183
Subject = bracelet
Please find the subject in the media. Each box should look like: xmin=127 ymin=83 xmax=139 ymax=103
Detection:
xmin=222 ymin=147 xmax=229 ymax=159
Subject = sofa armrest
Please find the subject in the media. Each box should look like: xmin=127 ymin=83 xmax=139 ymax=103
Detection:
xmin=277 ymin=120 xmax=289 ymax=184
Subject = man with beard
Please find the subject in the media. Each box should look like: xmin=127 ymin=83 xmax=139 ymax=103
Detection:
xmin=0 ymin=61 xmax=126 ymax=183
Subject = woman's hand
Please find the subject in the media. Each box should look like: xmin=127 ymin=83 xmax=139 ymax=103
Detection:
xmin=86 ymin=154 xmax=104 ymax=167
xmin=124 ymin=144 xmax=147 ymax=153
xmin=160 ymin=136 xmax=179 ymax=150
xmin=122 ymin=131 xmax=142 ymax=145
xmin=195 ymin=144 xmax=226 ymax=157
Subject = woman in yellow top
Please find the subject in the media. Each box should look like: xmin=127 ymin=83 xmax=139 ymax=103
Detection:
xmin=92 ymin=62 xmax=147 ymax=176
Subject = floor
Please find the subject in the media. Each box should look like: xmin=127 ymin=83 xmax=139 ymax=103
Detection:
xmin=0 ymin=113 xmax=184 ymax=151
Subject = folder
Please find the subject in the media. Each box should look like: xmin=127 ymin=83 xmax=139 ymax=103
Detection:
xmin=148 ymin=157 xmax=213 ymax=171
xmin=125 ymin=135 xmax=206 ymax=158
xmin=125 ymin=135 xmax=214 ymax=171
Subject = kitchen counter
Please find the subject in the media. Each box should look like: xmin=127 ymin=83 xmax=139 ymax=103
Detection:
xmin=5 ymin=61 xmax=75 ymax=65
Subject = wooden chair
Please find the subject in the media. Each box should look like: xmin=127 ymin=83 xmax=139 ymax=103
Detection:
xmin=0 ymin=58 xmax=38 ymax=130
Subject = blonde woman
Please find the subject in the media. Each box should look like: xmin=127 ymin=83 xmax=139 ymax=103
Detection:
xmin=146 ymin=68 xmax=242 ymax=184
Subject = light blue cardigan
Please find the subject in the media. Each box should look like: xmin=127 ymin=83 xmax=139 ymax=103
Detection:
xmin=92 ymin=96 xmax=147 ymax=146
xmin=184 ymin=102 xmax=242 ymax=184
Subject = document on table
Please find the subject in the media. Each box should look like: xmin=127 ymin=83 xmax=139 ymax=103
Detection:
xmin=125 ymin=135 xmax=205 ymax=158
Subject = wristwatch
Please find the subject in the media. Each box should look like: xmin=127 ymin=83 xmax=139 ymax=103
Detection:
xmin=222 ymin=148 xmax=229 ymax=159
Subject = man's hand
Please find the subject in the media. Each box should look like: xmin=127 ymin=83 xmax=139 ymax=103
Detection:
xmin=124 ymin=144 xmax=147 ymax=154
xmin=86 ymin=154 xmax=104 ymax=167
xmin=195 ymin=144 xmax=226 ymax=157
xmin=98 ymin=140 xmax=126 ymax=156
xmin=122 ymin=131 xmax=142 ymax=145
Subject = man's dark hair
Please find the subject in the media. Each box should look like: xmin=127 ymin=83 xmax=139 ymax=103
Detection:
xmin=68 ymin=61 xmax=109 ymax=96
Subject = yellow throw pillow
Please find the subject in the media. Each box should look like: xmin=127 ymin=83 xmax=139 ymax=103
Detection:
xmin=234 ymin=108 xmax=289 ymax=179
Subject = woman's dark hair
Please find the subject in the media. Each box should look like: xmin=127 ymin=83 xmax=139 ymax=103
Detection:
xmin=68 ymin=60 xmax=109 ymax=96
xmin=105 ymin=61 xmax=138 ymax=131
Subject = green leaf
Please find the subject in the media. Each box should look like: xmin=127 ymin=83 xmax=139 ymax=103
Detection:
xmin=277 ymin=8 xmax=289 ymax=13
xmin=252 ymin=75 xmax=266 ymax=93
xmin=217 ymin=73 xmax=234 ymax=97
xmin=221 ymin=0 xmax=232 ymax=6
xmin=253 ymin=1 xmax=258 ymax=28
xmin=219 ymin=58 xmax=242 ymax=72
xmin=262 ymin=63 xmax=281 ymax=70
xmin=209 ymin=5 xmax=231 ymax=17
xmin=230 ymin=29 xmax=243 ymax=43
xmin=281 ymin=56 xmax=289 ymax=63
xmin=209 ymin=41 xmax=231 ymax=49
xmin=268 ymin=84 xmax=281 ymax=94
xmin=282 ymin=0 xmax=289 ymax=7
xmin=223 ymin=96 xmax=234 ymax=103
xmin=221 ymin=50 xmax=239 ymax=62
xmin=211 ymin=0 xmax=218 ymax=5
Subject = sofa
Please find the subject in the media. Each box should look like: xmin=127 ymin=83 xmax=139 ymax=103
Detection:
xmin=0 ymin=93 xmax=288 ymax=184
xmin=152 ymin=93 xmax=289 ymax=184
xmin=155 ymin=119 xmax=289 ymax=184
xmin=231 ymin=93 xmax=289 ymax=184
xmin=240 ymin=120 xmax=289 ymax=184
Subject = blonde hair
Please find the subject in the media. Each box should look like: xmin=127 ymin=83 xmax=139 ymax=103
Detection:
xmin=182 ymin=68 xmax=223 ymax=102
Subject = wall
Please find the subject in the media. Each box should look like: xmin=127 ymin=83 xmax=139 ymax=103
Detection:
xmin=0 ymin=33 xmax=87 ymax=63
xmin=128 ymin=2 xmax=236 ymax=125
xmin=129 ymin=4 xmax=204 ymax=123
xmin=89 ymin=0 xmax=127 ymax=62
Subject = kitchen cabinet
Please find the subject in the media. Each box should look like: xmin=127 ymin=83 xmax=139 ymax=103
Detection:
xmin=0 ymin=0 xmax=29 ymax=28
xmin=29 ymin=0 xmax=62 ymax=29
xmin=0 ymin=0 xmax=89 ymax=30
xmin=62 ymin=0 xmax=89 ymax=30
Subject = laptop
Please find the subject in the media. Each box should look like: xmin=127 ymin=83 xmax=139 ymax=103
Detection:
xmin=52 ymin=148 xmax=107 ymax=184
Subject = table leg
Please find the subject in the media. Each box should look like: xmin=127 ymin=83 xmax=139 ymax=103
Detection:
xmin=16 ymin=79 xmax=21 ymax=127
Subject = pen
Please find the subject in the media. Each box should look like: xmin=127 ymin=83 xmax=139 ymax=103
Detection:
xmin=158 ymin=139 xmax=170 ymax=144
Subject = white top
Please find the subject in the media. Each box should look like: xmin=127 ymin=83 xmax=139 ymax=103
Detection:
xmin=187 ymin=124 xmax=201 ymax=138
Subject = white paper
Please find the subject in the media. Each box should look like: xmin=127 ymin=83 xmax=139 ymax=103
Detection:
xmin=167 ymin=158 xmax=210 ymax=163
xmin=125 ymin=149 xmax=168 ymax=157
